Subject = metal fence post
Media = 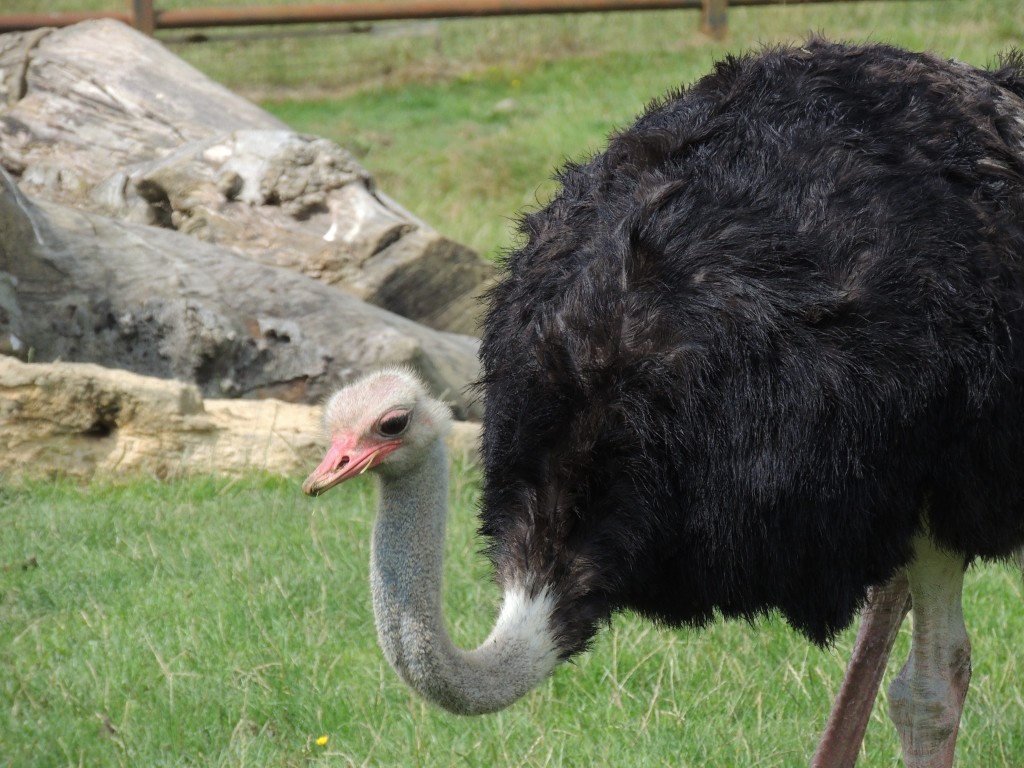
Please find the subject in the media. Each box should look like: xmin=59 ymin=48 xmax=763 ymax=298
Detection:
xmin=131 ymin=0 xmax=156 ymax=34
xmin=701 ymin=0 xmax=727 ymax=38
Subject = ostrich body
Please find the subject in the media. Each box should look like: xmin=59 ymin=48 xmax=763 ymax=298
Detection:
xmin=305 ymin=40 xmax=1024 ymax=766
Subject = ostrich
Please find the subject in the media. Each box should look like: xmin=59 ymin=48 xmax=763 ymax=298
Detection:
xmin=304 ymin=40 xmax=1024 ymax=767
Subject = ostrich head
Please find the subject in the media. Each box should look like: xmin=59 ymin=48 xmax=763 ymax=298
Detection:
xmin=302 ymin=368 xmax=453 ymax=495
xmin=302 ymin=367 xmax=562 ymax=715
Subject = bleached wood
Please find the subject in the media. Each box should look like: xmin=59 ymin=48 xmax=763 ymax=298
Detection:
xmin=0 ymin=20 xmax=494 ymax=336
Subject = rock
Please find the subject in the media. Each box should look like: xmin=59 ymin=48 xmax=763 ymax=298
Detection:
xmin=0 ymin=356 xmax=480 ymax=479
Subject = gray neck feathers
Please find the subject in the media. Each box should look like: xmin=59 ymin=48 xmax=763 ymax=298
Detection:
xmin=370 ymin=438 xmax=562 ymax=715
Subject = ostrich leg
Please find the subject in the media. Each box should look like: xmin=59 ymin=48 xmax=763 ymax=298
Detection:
xmin=811 ymin=573 xmax=912 ymax=768
xmin=887 ymin=536 xmax=971 ymax=768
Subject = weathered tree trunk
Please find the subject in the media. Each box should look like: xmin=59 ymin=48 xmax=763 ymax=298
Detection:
xmin=0 ymin=356 xmax=481 ymax=480
xmin=0 ymin=19 xmax=493 ymax=339
xmin=0 ymin=169 xmax=483 ymax=419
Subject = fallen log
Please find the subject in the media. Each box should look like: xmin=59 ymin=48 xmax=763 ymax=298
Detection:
xmin=0 ymin=19 xmax=493 ymax=338
xmin=0 ymin=356 xmax=480 ymax=480
xmin=0 ymin=169 xmax=483 ymax=418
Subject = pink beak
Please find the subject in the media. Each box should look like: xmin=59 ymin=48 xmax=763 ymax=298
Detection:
xmin=302 ymin=437 xmax=398 ymax=496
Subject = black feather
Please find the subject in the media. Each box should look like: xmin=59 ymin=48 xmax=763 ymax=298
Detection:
xmin=477 ymin=39 xmax=1024 ymax=657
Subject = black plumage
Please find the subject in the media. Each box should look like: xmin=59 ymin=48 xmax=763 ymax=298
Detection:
xmin=477 ymin=39 xmax=1024 ymax=657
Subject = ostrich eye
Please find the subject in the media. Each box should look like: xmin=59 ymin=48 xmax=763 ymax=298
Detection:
xmin=377 ymin=411 xmax=410 ymax=437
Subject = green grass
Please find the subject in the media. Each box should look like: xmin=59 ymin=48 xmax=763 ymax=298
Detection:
xmin=2 ymin=471 xmax=1022 ymax=766
xmin=246 ymin=0 xmax=1024 ymax=259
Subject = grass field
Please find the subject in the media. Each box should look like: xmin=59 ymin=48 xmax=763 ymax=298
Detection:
xmin=2 ymin=473 xmax=1023 ymax=767
xmin=3 ymin=1 xmax=1024 ymax=766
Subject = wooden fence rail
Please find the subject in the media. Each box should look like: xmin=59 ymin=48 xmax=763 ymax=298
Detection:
xmin=0 ymin=0 xmax=890 ymax=42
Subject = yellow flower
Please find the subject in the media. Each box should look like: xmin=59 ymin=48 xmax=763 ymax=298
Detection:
xmin=316 ymin=735 xmax=329 ymax=747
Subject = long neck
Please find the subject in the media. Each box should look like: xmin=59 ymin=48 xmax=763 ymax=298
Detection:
xmin=370 ymin=438 xmax=563 ymax=715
